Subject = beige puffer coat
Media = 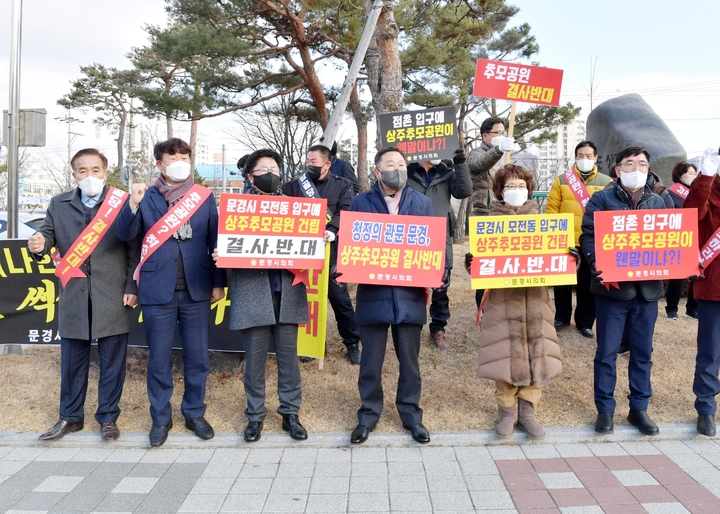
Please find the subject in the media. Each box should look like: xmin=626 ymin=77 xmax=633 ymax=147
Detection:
xmin=476 ymin=200 xmax=563 ymax=386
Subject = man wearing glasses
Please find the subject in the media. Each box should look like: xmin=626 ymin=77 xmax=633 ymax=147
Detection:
xmin=580 ymin=146 xmax=668 ymax=436
xmin=467 ymin=117 xmax=515 ymax=307
xmin=467 ymin=117 xmax=515 ymax=217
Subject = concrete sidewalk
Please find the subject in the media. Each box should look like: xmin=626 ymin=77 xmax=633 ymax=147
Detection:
xmin=1 ymin=424 xmax=719 ymax=513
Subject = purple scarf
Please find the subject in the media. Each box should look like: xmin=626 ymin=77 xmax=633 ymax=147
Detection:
xmin=155 ymin=173 xmax=194 ymax=206
xmin=154 ymin=174 xmax=195 ymax=240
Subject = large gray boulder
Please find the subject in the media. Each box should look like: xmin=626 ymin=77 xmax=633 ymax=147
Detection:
xmin=586 ymin=94 xmax=686 ymax=185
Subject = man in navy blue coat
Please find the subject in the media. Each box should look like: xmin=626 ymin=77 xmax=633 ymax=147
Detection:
xmin=116 ymin=138 xmax=226 ymax=447
xmin=580 ymin=146 xmax=668 ymax=437
xmin=349 ymin=147 xmax=434 ymax=445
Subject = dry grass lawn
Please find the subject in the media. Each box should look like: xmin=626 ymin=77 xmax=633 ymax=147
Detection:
xmin=0 ymin=242 xmax=701 ymax=436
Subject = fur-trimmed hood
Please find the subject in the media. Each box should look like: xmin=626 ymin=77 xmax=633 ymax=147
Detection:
xmin=476 ymin=199 xmax=562 ymax=386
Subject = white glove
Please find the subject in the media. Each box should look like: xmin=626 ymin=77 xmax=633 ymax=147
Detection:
xmin=492 ymin=136 xmax=515 ymax=152
xmin=323 ymin=230 xmax=336 ymax=243
xmin=700 ymin=148 xmax=718 ymax=176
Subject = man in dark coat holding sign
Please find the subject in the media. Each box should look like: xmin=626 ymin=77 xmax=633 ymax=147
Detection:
xmin=580 ymin=146 xmax=667 ymax=437
xmin=684 ymin=147 xmax=720 ymax=437
xmin=116 ymin=138 xmax=226 ymax=447
xmin=28 ymin=148 xmax=139 ymax=442
xmin=348 ymin=146 xmax=435 ymax=445
xmin=282 ymin=144 xmax=362 ymax=364
xmin=407 ymin=148 xmax=472 ymax=350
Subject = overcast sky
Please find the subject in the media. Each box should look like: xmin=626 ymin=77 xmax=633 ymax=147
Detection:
xmin=1 ymin=0 xmax=719 ymax=171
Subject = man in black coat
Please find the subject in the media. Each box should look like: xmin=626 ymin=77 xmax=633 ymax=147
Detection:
xmin=580 ymin=146 xmax=668 ymax=437
xmin=282 ymin=145 xmax=362 ymax=363
xmin=406 ymin=150 xmax=472 ymax=349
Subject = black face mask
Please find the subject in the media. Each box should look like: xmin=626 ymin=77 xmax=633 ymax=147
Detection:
xmin=253 ymin=173 xmax=280 ymax=193
xmin=306 ymin=165 xmax=323 ymax=182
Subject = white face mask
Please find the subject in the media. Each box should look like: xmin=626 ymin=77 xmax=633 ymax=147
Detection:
xmin=77 ymin=176 xmax=105 ymax=197
xmin=619 ymin=170 xmax=647 ymax=191
xmin=491 ymin=136 xmax=504 ymax=148
xmin=164 ymin=160 xmax=192 ymax=182
xmin=576 ymin=159 xmax=596 ymax=173
xmin=503 ymin=188 xmax=528 ymax=207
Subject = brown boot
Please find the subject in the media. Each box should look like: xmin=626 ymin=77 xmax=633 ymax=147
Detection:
xmin=495 ymin=405 xmax=516 ymax=439
xmin=430 ymin=331 xmax=449 ymax=350
xmin=517 ymin=398 xmax=545 ymax=440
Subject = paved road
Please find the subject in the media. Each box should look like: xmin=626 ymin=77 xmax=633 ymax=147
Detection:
xmin=1 ymin=424 xmax=719 ymax=513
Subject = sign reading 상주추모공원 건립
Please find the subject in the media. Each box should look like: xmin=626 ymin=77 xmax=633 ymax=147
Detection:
xmin=468 ymin=213 xmax=577 ymax=289
xmin=377 ymin=106 xmax=459 ymax=163
xmin=473 ymin=58 xmax=563 ymax=107
xmin=593 ymin=208 xmax=701 ymax=283
xmin=215 ymin=194 xmax=328 ymax=270
xmin=336 ymin=212 xmax=446 ymax=288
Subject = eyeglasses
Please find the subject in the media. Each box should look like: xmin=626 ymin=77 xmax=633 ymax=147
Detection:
xmin=487 ymin=130 xmax=508 ymax=137
xmin=503 ymin=184 xmax=527 ymax=191
xmin=619 ymin=161 xmax=649 ymax=170
xmin=252 ymin=167 xmax=280 ymax=175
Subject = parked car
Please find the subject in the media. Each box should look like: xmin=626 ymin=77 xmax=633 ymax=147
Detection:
xmin=0 ymin=212 xmax=46 ymax=239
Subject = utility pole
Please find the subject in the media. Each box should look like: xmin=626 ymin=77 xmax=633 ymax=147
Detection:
xmin=322 ymin=0 xmax=383 ymax=148
xmin=60 ymin=110 xmax=83 ymax=190
xmin=6 ymin=0 xmax=23 ymax=238
xmin=221 ymin=144 xmax=227 ymax=194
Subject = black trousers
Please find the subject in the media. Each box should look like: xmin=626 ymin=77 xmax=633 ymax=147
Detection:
xmin=554 ymin=250 xmax=596 ymax=330
xmin=328 ymin=278 xmax=361 ymax=346
xmin=665 ymin=279 xmax=698 ymax=315
xmin=429 ymin=269 xmax=451 ymax=333
xmin=357 ymin=323 xmax=424 ymax=427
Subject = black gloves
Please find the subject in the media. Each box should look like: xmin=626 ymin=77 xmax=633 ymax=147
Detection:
xmin=689 ymin=262 xmax=705 ymax=282
xmin=453 ymin=148 xmax=466 ymax=165
xmin=590 ymin=266 xmax=604 ymax=286
xmin=464 ymin=252 xmax=473 ymax=274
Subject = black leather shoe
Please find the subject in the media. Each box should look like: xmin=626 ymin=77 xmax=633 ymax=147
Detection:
xmin=282 ymin=414 xmax=308 ymax=440
xmin=618 ymin=343 xmax=630 ymax=355
xmin=595 ymin=412 xmax=614 ymax=434
xmin=578 ymin=328 xmax=594 ymax=338
xmin=627 ymin=410 xmax=659 ymax=436
xmin=185 ymin=417 xmax=214 ymax=440
xmin=554 ymin=320 xmax=567 ymax=329
xmin=403 ymin=423 xmax=431 ymax=444
xmin=38 ymin=418 xmax=84 ymax=441
xmin=101 ymin=422 xmax=120 ymax=441
xmin=697 ymin=415 xmax=716 ymax=437
xmin=351 ymin=424 xmax=373 ymax=444
xmin=243 ymin=421 xmax=263 ymax=443
xmin=149 ymin=421 xmax=172 ymax=447
xmin=347 ymin=343 xmax=361 ymax=365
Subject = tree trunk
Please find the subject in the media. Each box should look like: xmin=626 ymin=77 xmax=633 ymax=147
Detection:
xmin=166 ymin=116 xmax=173 ymax=139
xmin=117 ymin=116 xmax=126 ymax=170
xmin=453 ymin=197 xmax=468 ymax=244
xmin=189 ymin=116 xmax=198 ymax=172
xmin=164 ymin=76 xmax=173 ymax=138
xmin=350 ymin=81 xmax=369 ymax=192
xmin=365 ymin=1 xmax=402 ymax=149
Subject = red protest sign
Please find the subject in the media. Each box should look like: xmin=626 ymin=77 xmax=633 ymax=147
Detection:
xmin=216 ymin=194 xmax=327 ymax=269
xmin=594 ymin=208 xmax=700 ymax=282
xmin=473 ymin=58 xmax=563 ymax=106
xmin=336 ymin=212 xmax=446 ymax=288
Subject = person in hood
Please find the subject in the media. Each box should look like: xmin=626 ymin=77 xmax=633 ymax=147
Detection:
xmin=28 ymin=148 xmax=140 ymax=443
xmin=580 ymin=146 xmax=668 ymax=437
xmin=406 ymin=147 xmax=472 ymax=350
xmin=348 ymin=147 xmax=434 ymax=446
xmin=465 ymin=164 xmax=563 ymax=441
xmin=546 ymin=141 xmax=611 ymax=339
